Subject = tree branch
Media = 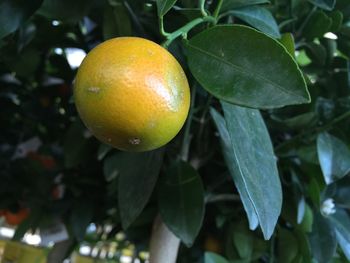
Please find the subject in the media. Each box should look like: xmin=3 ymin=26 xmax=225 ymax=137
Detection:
xmin=149 ymin=215 xmax=180 ymax=263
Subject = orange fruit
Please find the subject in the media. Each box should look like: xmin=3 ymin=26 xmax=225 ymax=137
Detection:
xmin=5 ymin=208 xmax=29 ymax=225
xmin=74 ymin=37 xmax=190 ymax=152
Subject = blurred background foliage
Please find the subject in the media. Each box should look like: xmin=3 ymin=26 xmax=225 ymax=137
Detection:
xmin=0 ymin=0 xmax=350 ymax=262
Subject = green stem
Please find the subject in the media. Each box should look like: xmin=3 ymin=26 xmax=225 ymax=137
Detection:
xmin=159 ymin=16 xmax=170 ymax=37
xmin=162 ymin=16 xmax=215 ymax=47
xmin=213 ymin=0 xmax=224 ymax=20
xmin=275 ymin=110 xmax=350 ymax=152
xmin=180 ymin=86 xmax=197 ymax=161
xmin=199 ymin=0 xmax=208 ymax=17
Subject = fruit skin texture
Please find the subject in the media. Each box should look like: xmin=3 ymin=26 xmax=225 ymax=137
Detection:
xmin=74 ymin=37 xmax=190 ymax=152
xmin=4 ymin=208 xmax=29 ymax=225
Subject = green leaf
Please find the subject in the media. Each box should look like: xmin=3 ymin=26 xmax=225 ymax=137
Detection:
xmin=37 ymin=0 xmax=96 ymax=22
xmin=300 ymin=204 xmax=313 ymax=233
xmin=210 ymin=103 xmax=282 ymax=240
xmin=205 ymin=252 xmax=229 ymax=263
xmin=221 ymin=0 xmax=270 ymax=11
xmin=232 ymin=221 xmax=254 ymax=259
xmin=329 ymin=209 xmax=350 ymax=260
xmin=284 ymin=112 xmax=318 ymax=130
xmin=317 ymin=133 xmax=350 ymax=184
xmin=158 ymin=160 xmax=205 ymax=247
xmin=157 ymin=0 xmax=177 ymax=16
xmin=210 ymin=107 xmax=258 ymax=231
xmin=186 ymin=25 xmax=309 ymax=109
xmin=309 ymin=213 xmax=337 ymax=263
xmin=329 ymin=11 xmax=344 ymax=32
xmin=118 ymin=150 xmax=163 ymax=229
xmin=308 ymin=178 xmax=321 ymax=206
xmin=103 ymin=0 xmax=132 ymax=39
xmin=295 ymin=228 xmax=312 ymax=260
xmin=0 ymin=0 xmax=43 ymax=39
xmin=304 ymin=43 xmax=327 ymax=66
xmin=70 ymin=201 xmax=94 ymax=241
xmin=303 ymin=11 xmax=332 ymax=40
xmin=308 ymin=0 xmax=336 ymax=10
xmin=279 ymin=33 xmax=296 ymax=57
xmin=228 ymin=6 xmax=280 ymax=38
xmin=278 ymin=228 xmax=299 ymax=263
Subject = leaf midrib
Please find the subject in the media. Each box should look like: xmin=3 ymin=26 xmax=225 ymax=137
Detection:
xmin=225 ymin=118 xmax=268 ymax=238
xmin=187 ymin=42 xmax=306 ymax=101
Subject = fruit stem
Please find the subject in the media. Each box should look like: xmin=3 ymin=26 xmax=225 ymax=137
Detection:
xmin=199 ymin=0 xmax=208 ymax=17
xmin=213 ymin=0 xmax=224 ymax=20
xmin=159 ymin=16 xmax=170 ymax=37
xmin=162 ymin=16 xmax=216 ymax=47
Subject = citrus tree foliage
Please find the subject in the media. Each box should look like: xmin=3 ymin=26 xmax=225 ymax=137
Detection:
xmin=0 ymin=0 xmax=350 ymax=262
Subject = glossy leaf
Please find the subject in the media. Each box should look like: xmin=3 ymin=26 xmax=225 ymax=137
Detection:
xmin=158 ymin=161 xmax=205 ymax=247
xmin=210 ymin=103 xmax=282 ymax=240
xmin=186 ymin=25 xmax=309 ymax=109
xmin=309 ymin=213 xmax=337 ymax=263
xmin=330 ymin=209 xmax=350 ymax=260
xmin=308 ymin=0 xmax=336 ymax=10
xmin=228 ymin=6 xmax=280 ymax=38
xmin=118 ymin=150 xmax=163 ymax=229
xmin=157 ymin=0 xmax=177 ymax=16
xmin=210 ymin=107 xmax=259 ymax=231
xmin=0 ymin=0 xmax=43 ymax=39
xmin=204 ymin=252 xmax=229 ymax=263
xmin=221 ymin=0 xmax=270 ymax=11
xmin=317 ymin=133 xmax=350 ymax=184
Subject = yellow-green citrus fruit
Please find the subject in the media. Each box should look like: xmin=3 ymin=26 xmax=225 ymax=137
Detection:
xmin=74 ymin=37 xmax=190 ymax=152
